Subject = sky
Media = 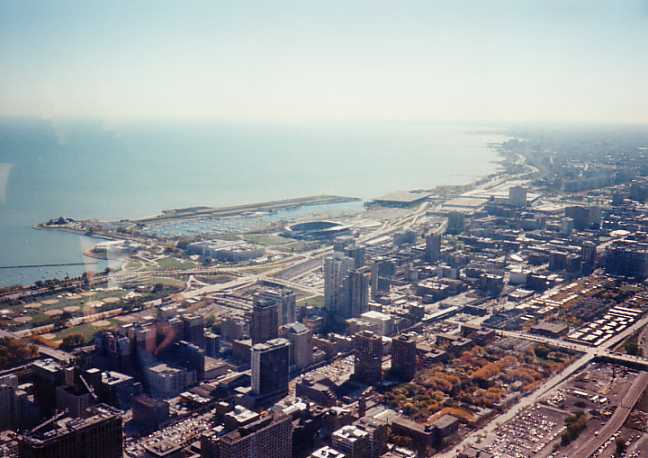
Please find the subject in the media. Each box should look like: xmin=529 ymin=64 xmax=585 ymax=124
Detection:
xmin=1 ymin=0 xmax=647 ymax=124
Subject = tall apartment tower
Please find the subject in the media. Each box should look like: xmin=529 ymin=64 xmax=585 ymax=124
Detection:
xmin=344 ymin=269 xmax=370 ymax=318
xmin=204 ymin=331 xmax=220 ymax=357
xmin=324 ymin=253 xmax=355 ymax=312
xmin=257 ymin=287 xmax=297 ymax=326
xmin=345 ymin=244 xmax=366 ymax=268
xmin=285 ymin=323 xmax=313 ymax=371
xmin=182 ymin=314 xmax=205 ymax=348
xmin=581 ymin=241 xmax=598 ymax=274
xmin=425 ymin=233 xmax=441 ymax=262
xmin=18 ymin=404 xmax=123 ymax=458
xmin=508 ymin=185 xmax=527 ymax=207
xmin=353 ymin=331 xmax=383 ymax=385
xmin=251 ymin=338 xmax=290 ymax=403
xmin=31 ymin=359 xmax=68 ymax=418
xmin=370 ymin=258 xmax=396 ymax=299
xmin=447 ymin=212 xmax=465 ymax=235
xmin=250 ymin=297 xmax=279 ymax=344
xmin=391 ymin=333 xmax=417 ymax=381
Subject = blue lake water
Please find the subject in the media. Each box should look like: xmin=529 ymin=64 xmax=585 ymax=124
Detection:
xmin=0 ymin=119 xmax=505 ymax=287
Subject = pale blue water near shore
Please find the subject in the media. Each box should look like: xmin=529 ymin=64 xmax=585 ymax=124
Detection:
xmin=0 ymin=119 xmax=505 ymax=287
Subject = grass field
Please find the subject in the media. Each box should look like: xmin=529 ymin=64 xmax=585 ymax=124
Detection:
xmin=155 ymin=257 xmax=197 ymax=270
xmin=243 ymin=233 xmax=294 ymax=246
xmin=146 ymin=276 xmax=186 ymax=288
xmin=56 ymin=323 xmax=100 ymax=344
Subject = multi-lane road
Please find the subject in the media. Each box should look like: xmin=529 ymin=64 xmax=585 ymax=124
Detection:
xmin=572 ymin=371 xmax=648 ymax=458
xmin=440 ymin=312 xmax=648 ymax=457
xmin=498 ymin=311 xmax=648 ymax=368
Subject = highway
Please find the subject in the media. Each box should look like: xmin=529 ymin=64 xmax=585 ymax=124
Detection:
xmin=571 ymin=371 xmax=648 ymax=458
xmin=440 ymin=312 xmax=648 ymax=457
xmin=498 ymin=311 xmax=648 ymax=368
xmin=438 ymin=351 xmax=595 ymax=458
xmin=178 ymin=201 xmax=429 ymax=300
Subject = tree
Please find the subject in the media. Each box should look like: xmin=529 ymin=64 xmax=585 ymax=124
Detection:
xmin=0 ymin=337 xmax=38 ymax=370
xmin=61 ymin=334 xmax=84 ymax=350
xmin=616 ymin=438 xmax=626 ymax=457
xmin=561 ymin=411 xmax=588 ymax=446
xmin=534 ymin=344 xmax=551 ymax=359
xmin=625 ymin=339 xmax=641 ymax=356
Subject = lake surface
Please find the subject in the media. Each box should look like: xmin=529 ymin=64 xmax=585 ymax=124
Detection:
xmin=0 ymin=119 xmax=505 ymax=287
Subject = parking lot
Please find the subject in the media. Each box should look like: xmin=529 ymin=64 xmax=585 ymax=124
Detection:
xmin=479 ymin=405 xmax=568 ymax=457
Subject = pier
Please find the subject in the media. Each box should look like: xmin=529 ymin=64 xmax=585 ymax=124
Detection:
xmin=134 ymin=194 xmax=361 ymax=223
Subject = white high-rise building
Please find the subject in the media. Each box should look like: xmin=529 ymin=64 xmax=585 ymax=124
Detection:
xmin=285 ymin=322 xmax=313 ymax=371
xmin=324 ymin=252 xmax=355 ymax=312
xmin=257 ymin=287 xmax=296 ymax=326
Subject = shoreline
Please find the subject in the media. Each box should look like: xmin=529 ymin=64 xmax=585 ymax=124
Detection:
xmin=37 ymin=144 xmax=510 ymax=232
xmin=8 ymin=138 xmax=514 ymax=289
xmin=33 ymin=146 xmax=514 ymax=245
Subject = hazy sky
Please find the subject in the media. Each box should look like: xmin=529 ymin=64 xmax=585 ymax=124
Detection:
xmin=1 ymin=0 xmax=647 ymax=123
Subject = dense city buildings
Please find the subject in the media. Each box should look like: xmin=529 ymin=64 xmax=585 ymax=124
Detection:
xmin=5 ymin=128 xmax=648 ymax=458
xmin=131 ymin=394 xmax=170 ymax=431
xmin=201 ymin=411 xmax=293 ymax=458
xmin=18 ymin=404 xmax=123 ymax=458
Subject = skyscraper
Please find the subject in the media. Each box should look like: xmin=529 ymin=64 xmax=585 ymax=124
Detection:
xmin=370 ymin=258 xmax=395 ymax=299
xmin=447 ymin=212 xmax=465 ymax=235
xmin=353 ymin=331 xmax=383 ymax=385
xmin=250 ymin=296 xmax=279 ymax=344
xmin=257 ymin=287 xmax=297 ymax=326
xmin=345 ymin=244 xmax=366 ymax=268
xmin=391 ymin=333 xmax=417 ymax=381
xmin=285 ymin=323 xmax=313 ymax=371
xmin=251 ymin=338 xmax=290 ymax=403
xmin=344 ymin=269 xmax=370 ymax=318
xmin=508 ymin=185 xmax=527 ymax=207
xmin=31 ymin=359 xmax=68 ymax=418
xmin=425 ymin=233 xmax=441 ymax=262
xmin=324 ymin=253 xmax=355 ymax=313
xmin=182 ymin=314 xmax=205 ymax=348
xmin=204 ymin=331 xmax=220 ymax=357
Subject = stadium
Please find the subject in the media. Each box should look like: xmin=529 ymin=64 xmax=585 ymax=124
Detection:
xmin=283 ymin=220 xmax=351 ymax=240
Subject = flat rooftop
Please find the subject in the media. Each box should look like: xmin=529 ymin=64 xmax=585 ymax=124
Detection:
xmin=23 ymin=404 xmax=121 ymax=443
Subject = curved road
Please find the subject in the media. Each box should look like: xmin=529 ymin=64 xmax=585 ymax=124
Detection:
xmin=572 ymin=371 xmax=648 ymax=458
